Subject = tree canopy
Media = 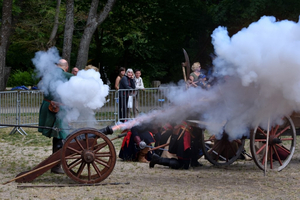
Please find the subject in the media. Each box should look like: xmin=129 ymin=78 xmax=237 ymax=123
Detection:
xmin=1 ymin=0 xmax=300 ymax=89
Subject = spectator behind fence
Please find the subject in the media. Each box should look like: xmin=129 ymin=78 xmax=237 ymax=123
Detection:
xmin=115 ymin=67 xmax=126 ymax=90
xmin=38 ymin=59 xmax=73 ymax=174
xmin=85 ymin=65 xmax=99 ymax=72
xmin=188 ymin=62 xmax=201 ymax=88
xmin=133 ymin=69 xmax=145 ymax=117
xmin=71 ymin=67 xmax=79 ymax=75
xmin=118 ymin=68 xmax=135 ymax=122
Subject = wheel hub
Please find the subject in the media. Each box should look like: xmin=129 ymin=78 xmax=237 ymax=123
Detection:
xmin=82 ymin=150 xmax=95 ymax=163
xmin=269 ymin=135 xmax=282 ymax=145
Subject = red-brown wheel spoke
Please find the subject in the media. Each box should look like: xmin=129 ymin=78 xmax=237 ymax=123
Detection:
xmin=67 ymin=146 xmax=82 ymax=155
xmin=228 ymin=141 xmax=238 ymax=157
xmin=275 ymin=144 xmax=291 ymax=155
xmin=66 ymin=158 xmax=81 ymax=168
xmin=95 ymin=152 xmax=112 ymax=157
xmin=75 ymin=137 xmax=84 ymax=150
xmin=272 ymin=145 xmax=283 ymax=166
xmin=269 ymin=146 xmax=273 ymax=169
xmin=93 ymin=142 xmax=108 ymax=152
xmin=280 ymin=137 xmax=294 ymax=141
xmin=85 ymin=133 xmax=89 ymax=149
xmin=256 ymin=143 xmax=267 ymax=155
xmin=76 ymin=161 xmax=86 ymax=177
xmin=261 ymin=150 xmax=267 ymax=165
xmin=65 ymin=152 xmax=80 ymax=160
xmin=272 ymin=125 xmax=279 ymax=136
xmin=214 ymin=143 xmax=225 ymax=161
xmin=88 ymin=163 xmax=91 ymax=180
xmin=90 ymin=136 xmax=99 ymax=150
xmin=255 ymin=139 xmax=267 ymax=142
xmin=215 ymin=153 xmax=221 ymax=161
xmin=257 ymin=127 xmax=267 ymax=136
xmin=65 ymin=155 xmax=82 ymax=160
xmin=68 ymin=158 xmax=83 ymax=170
xmin=275 ymin=125 xmax=290 ymax=138
xmin=225 ymin=145 xmax=229 ymax=162
xmin=208 ymin=140 xmax=221 ymax=153
xmin=92 ymin=162 xmax=102 ymax=177
xmin=95 ymin=157 xmax=110 ymax=168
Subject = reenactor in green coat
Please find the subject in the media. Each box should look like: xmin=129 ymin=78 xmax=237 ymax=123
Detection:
xmin=38 ymin=59 xmax=73 ymax=174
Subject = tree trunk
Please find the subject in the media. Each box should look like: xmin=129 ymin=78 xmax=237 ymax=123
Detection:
xmin=75 ymin=0 xmax=116 ymax=69
xmin=0 ymin=0 xmax=13 ymax=91
xmin=62 ymin=0 xmax=74 ymax=65
xmin=47 ymin=0 xmax=61 ymax=49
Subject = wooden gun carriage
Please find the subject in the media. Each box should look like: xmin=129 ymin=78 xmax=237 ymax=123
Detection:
xmin=3 ymin=112 xmax=297 ymax=185
xmin=187 ymin=112 xmax=299 ymax=171
xmin=4 ymin=126 xmax=126 ymax=184
xmin=181 ymin=48 xmax=298 ymax=172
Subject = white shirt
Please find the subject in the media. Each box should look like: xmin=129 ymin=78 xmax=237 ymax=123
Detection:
xmin=134 ymin=77 xmax=144 ymax=89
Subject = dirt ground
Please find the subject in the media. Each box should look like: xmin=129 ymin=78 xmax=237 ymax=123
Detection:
xmin=1 ymin=134 xmax=300 ymax=200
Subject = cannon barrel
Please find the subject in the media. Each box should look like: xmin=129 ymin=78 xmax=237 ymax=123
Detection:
xmin=99 ymin=126 xmax=114 ymax=135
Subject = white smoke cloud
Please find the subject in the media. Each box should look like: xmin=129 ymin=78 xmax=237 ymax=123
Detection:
xmin=57 ymin=68 xmax=109 ymax=125
xmin=123 ymin=16 xmax=300 ymax=141
xmin=32 ymin=47 xmax=109 ymax=128
xmin=197 ymin=16 xmax=300 ymax=140
xmin=32 ymin=47 xmax=66 ymax=98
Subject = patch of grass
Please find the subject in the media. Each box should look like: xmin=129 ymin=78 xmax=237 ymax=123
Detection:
xmin=0 ymin=128 xmax=51 ymax=147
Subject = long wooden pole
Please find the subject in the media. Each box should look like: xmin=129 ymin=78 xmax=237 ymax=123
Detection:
xmin=182 ymin=66 xmax=187 ymax=82
xmin=148 ymin=143 xmax=170 ymax=152
xmin=3 ymin=160 xmax=60 ymax=185
xmin=264 ymin=118 xmax=270 ymax=176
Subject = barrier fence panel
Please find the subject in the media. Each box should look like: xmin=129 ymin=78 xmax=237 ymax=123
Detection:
xmin=117 ymin=87 xmax=170 ymax=122
xmin=0 ymin=87 xmax=172 ymax=134
xmin=0 ymin=91 xmax=18 ymax=126
xmin=94 ymin=90 xmax=117 ymax=125
xmin=19 ymin=90 xmax=44 ymax=126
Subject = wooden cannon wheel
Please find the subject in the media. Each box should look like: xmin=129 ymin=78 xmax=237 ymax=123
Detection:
xmin=201 ymin=132 xmax=245 ymax=166
xmin=250 ymin=116 xmax=296 ymax=171
xmin=61 ymin=128 xmax=116 ymax=184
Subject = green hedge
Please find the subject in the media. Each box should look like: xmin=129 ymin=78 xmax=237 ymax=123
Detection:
xmin=7 ymin=70 xmax=38 ymax=87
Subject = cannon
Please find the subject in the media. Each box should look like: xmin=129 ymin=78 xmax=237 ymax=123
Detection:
xmin=187 ymin=115 xmax=296 ymax=172
xmin=4 ymin=126 xmax=127 ymax=184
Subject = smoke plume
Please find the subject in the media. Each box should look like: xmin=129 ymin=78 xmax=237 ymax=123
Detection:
xmin=123 ymin=16 xmax=300 ymax=141
xmin=32 ymin=47 xmax=109 ymax=128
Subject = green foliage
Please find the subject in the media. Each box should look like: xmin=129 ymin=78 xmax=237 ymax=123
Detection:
xmin=7 ymin=69 xmax=38 ymax=87
xmin=4 ymin=0 xmax=300 ymax=87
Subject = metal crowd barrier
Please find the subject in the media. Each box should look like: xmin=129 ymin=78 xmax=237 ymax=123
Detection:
xmin=0 ymin=87 xmax=170 ymax=135
xmin=117 ymin=88 xmax=170 ymax=122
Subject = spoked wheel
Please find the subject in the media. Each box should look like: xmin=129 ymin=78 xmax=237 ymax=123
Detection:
xmin=201 ymin=132 xmax=245 ymax=166
xmin=250 ymin=116 xmax=296 ymax=171
xmin=61 ymin=128 xmax=116 ymax=184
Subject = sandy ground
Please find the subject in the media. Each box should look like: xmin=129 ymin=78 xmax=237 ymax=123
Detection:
xmin=1 ymin=138 xmax=300 ymax=200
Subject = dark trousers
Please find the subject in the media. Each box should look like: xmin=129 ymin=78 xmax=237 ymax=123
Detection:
xmin=52 ymin=137 xmax=63 ymax=153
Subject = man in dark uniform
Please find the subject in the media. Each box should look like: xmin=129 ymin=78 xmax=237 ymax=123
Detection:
xmin=38 ymin=59 xmax=73 ymax=174
xmin=149 ymin=121 xmax=192 ymax=170
xmin=119 ymin=123 xmax=156 ymax=163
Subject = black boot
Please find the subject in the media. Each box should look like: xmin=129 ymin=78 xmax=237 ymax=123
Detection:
xmin=51 ymin=164 xmax=65 ymax=174
xmin=190 ymin=159 xmax=203 ymax=167
xmin=149 ymin=153 xmax=161 ymax=168
xmin=51 ymin=138 xmax=65 ymax=174
xmin=149 ymin=153 xmax=177 ymax=168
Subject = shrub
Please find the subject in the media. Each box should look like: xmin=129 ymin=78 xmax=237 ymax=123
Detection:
xmin=7 ymin=69 xmax=38 ymax=87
